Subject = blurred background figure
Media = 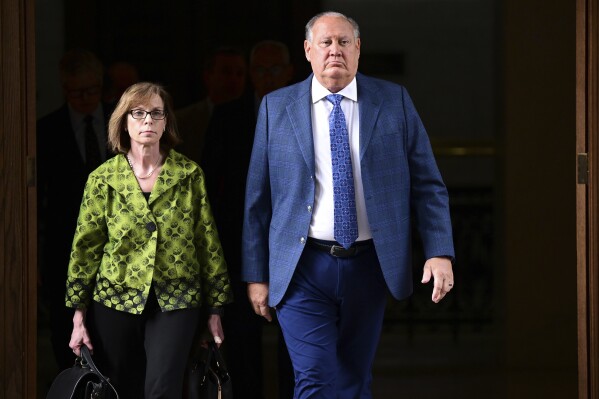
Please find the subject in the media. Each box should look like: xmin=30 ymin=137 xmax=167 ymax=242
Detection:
xmin=37 ymin=48 xmax=115 ymax=373
xmin=102 ymin=60 xmax=140 ymax=105
xmin=175 ymin=46 xmax=247 ymax=164
xmin=250 ymin=40 xmax=295 ymax=102
xmin=201 ymin=39 xmax=295 ymax=399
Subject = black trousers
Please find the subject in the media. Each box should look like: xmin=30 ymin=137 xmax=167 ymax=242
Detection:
xmin=89 ymin=291 xmax=200 ymax=399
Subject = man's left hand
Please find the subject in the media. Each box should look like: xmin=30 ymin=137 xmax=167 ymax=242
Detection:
xmin=421 ymin=257 xmax=454 ymax=303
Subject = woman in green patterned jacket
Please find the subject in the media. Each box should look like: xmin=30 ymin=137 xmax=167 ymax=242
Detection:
xmin=66 ymin=81 xmax=232 ymax=398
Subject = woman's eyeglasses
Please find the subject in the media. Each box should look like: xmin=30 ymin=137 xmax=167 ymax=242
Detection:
xmin=129 ymin=110 xmax=166 ymax=120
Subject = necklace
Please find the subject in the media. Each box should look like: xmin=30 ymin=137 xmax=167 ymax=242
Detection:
xmin=126 ymin=153 xmax=162 ymax=179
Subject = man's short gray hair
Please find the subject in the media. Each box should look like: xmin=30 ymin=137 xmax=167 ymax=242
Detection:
xmin=305 ymin=11 xmax=360 ymax=42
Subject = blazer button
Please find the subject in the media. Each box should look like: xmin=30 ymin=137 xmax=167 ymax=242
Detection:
xmin=307 ymin=205 xmax=312 ymax=213
xmin=146 ymin=222 xmax=157 ymax=232
xmin=300 ymin=237 xmax=306 ymax=244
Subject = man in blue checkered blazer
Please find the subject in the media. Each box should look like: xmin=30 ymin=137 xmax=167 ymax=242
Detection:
xmin=242 ymin=11 xmax=455 ymax=399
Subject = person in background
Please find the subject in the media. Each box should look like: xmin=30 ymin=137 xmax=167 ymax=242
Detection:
xmin=37 ymin=48 xmax=114 ymax=372
xmin=242 ymin=11 xmax=455 ymax=398
xmin=102 ymin=60 xmax=140 ymax=105
xmin=249 ymin=40 xmax=295 ymax=103
xmin=66 ymin=82 xmax=232 ymax=398
xmin=175 ymin=46 xmax=247 ymax=164
xmin=201 ymin=39 xmax=294 ymax=399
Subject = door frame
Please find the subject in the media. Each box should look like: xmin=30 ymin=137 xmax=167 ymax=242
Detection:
xmin=0 ymin=0 xmax=37 ymax=397
xmin=576 ymin=0 xmax=599 ymax=397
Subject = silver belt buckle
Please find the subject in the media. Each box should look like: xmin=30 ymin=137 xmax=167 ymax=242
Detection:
xmin=330 ymin=245 xmax=355 ymax=257
xmin=329 ymin=245 xmax=343 ymax=257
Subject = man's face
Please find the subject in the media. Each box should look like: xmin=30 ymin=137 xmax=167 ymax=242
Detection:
xmin=204 ymin=54 xmax=247 ymax=105
xmin=250 ymin=46 xmax=294 ymax=99
xmin=63 ymin=72 xmax=102 ymax=115
xmin=304 ymin=15 xmax=360 ymax=93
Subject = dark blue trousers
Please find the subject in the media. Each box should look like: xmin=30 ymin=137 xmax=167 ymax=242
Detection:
xmin=276 ymin=242 xmax=388 ymax=399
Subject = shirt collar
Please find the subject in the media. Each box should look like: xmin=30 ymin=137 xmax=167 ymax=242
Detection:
xmin=311 ymin=76 xmax=358 ymax=103
xmin=68 ymin=103 xmax=104 ymax=129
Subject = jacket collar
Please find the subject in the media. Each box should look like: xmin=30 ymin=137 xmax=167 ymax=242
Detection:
xmin=102 ymin=149 xmax=198 ymax=203
xmin=287 ymin=73 xmax=382 ymax=167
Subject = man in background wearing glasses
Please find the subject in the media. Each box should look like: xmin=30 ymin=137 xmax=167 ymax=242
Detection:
xmin=37 ymin=48 xmax=115 ymax=375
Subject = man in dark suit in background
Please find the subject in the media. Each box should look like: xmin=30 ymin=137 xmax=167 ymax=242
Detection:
xmin=37 ymin=48 xmax=114 ymax=372
xmin=242 ymin=12 xmax=455 ymax=398
xmin=201 ymin=40 xmax=294 ymax=398
xmin=176 ymin=47 xmax=247 ymax=164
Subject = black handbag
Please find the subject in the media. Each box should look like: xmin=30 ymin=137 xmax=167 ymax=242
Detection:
xmin=187 ymin=341 xmax=233 ymax=399
xmin=46 ymin=344 xmax=119 ymax=399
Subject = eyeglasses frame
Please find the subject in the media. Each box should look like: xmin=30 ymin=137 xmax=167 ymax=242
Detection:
xmin=129 ymin=109 xmax=167 ymax=120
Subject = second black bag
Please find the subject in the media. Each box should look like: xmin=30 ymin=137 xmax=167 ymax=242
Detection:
xmin=187 ymin=341 xmax=233 ymax=399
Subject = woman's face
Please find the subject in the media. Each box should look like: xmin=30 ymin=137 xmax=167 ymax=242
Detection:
xmin=126 ymin=94 xmax=166 ymax=147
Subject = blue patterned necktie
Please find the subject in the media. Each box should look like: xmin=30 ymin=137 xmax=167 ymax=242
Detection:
xmin=326 ymin=94 xmax=358 ymax=249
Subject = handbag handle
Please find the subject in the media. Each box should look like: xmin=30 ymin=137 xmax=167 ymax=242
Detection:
xmin=208 ymin=341 xmax=229 ymax=373
xmin=79 ymin=345 xmax=120 ymax=399
xmin=189 ymin=341 xmax=230 ymax=380
xmin=79 ymin=345 xmax=105 ymax=377
xmin=199 ymin=341 xmax=215 ymax=377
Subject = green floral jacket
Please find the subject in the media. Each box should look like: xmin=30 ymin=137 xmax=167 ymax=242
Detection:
xmin=65 ymin=149 xmax=232 ymax=314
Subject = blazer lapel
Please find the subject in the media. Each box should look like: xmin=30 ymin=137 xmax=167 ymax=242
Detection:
xmin=284 ymin=75 xmax=381 ymax=169
xmin=356 ymin=74 xmax=382 ymax=161
xmin=104 ymin=150 xmax=193 ymax=206
xmin=286 ymin=77 xmax=315 ymax=174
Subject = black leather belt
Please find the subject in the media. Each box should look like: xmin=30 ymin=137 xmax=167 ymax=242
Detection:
xmin=306 ymin=238 xmax=373 ymax=258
